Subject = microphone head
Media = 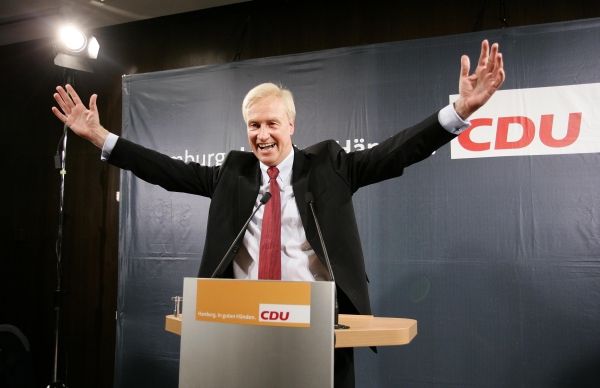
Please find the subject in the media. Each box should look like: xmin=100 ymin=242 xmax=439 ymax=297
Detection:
xmin=305 ymin=192 xmax=314 ymax=204
xmin=260 ymin=192 xmax=272 ymax=204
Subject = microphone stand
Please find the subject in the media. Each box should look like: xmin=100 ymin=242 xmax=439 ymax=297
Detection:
xmin=47 ymin=70 xmax=72 ymax=388
xmin=211 ymin=192 xmax=272 ymax=278
xmin=305 ymin=193 xmax=349 ymax=330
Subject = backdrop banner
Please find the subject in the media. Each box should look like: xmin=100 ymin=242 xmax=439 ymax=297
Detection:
xmin=114 ymin=18 xmax=600 ymax=388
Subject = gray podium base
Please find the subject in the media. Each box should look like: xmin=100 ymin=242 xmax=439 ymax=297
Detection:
xmin=179 ymin=278 xmax=335 ymax=388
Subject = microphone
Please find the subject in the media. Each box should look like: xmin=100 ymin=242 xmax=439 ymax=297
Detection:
xmin=210 ymin=192 xmax=272 ymax=278
xmin=305 ymin=192 xmax=349 ymax=329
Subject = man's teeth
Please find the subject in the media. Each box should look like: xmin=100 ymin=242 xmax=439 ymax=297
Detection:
xmin=258 ymin=143 xmax=276 ymax=150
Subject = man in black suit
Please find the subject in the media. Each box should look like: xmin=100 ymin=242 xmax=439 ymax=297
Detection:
xmin=52 ymin=40 xmax=504 ymax=387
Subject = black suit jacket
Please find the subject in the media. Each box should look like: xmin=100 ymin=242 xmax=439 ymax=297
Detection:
xmin=108 ymin=111 xmax=455 ymax=315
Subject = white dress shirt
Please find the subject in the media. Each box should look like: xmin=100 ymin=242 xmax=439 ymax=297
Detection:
xmin=232 ymin=150 xmax=331 ymax=281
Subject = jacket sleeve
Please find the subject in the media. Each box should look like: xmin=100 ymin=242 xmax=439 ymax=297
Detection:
xmin=107 ymin=137 xmax=221 ymax=197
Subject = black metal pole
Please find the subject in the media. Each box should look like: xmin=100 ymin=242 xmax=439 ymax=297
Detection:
xmin=47 ymin=70 xmax=73 ymax=388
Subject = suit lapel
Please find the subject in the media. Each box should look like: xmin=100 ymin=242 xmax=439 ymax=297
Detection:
xmin=237 ymin=161 xmax=261 ymax=228
xmin=291 ymin=147 xmax=316 ymax=244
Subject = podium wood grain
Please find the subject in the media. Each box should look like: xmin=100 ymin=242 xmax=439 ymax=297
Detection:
xmin=165 ymin=314 xmax=417 ymax=348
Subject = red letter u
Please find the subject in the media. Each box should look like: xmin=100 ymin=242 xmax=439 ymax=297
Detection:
xmin=539 ymin=113 xmax=582 ymax=148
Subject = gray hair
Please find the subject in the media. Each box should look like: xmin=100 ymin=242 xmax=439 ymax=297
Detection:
xmin=242 ymin=82 xmax=296 ymax=123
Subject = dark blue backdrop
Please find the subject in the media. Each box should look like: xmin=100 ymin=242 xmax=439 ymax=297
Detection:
xmin=114 ymin=18 xmax=600 ymax=387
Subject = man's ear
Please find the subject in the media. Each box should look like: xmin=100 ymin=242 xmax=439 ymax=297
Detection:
xmin=289 ymin=120 xmax=295 ymax=135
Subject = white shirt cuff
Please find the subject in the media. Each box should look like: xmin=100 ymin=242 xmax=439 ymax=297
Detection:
xmin=438 ymin=104 xmax=470 ymax=135
xmin=100 ymin=133 xmax=119 ymax=161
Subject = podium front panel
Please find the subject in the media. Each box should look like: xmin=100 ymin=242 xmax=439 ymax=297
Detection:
xmin=179 ymin=278 xmax=335 ymax=388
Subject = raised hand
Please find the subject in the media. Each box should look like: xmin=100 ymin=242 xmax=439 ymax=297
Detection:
xmin=454 ymin=40 xmax=505 ymax=119
xmin=52 ymin=84 xmax=108 ymax=148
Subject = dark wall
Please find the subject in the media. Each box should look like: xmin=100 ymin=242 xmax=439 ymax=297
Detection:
xmin=3 ymin=1 xmax=600 ymax=387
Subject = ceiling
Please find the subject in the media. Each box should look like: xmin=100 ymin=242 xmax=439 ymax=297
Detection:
xmin=0 ymin=0 xmax=248 ymax=46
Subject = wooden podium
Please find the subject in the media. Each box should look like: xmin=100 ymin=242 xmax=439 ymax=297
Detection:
xmin=169 ymin=278 xmax=417 ymax=387
xmin=166 ymin=313 xmax=417 ymax=348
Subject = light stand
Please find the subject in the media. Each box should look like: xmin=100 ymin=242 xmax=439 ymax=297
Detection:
xmin=48 ymin=24 xmax=99 ymax=388
xmin=47 ymin=69 xmax=73 ymax=388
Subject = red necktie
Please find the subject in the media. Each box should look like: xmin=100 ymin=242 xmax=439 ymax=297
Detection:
xmin=258 ymin=166 xmax=281 ymax=280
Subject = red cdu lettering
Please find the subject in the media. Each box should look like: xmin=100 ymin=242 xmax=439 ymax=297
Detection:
xmin=495 ymin=116 xmax=535 ymax=149
xmin=260 ymin=310 xmax=290 ymax=321
xmin=458 ymin=118 xmax=493 ymax=151
xmin=457 ymin=113 xmax=583 ymax=153
xmin=539 ymin=112 xmax=582 ymax=148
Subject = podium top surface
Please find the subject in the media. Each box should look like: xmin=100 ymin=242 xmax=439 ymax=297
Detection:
xmin=165 ymin=313 xmax=417 ymax=348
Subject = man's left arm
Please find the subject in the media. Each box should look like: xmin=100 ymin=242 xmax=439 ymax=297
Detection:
xmin=342 ymin=39 xmax=505 ymax=191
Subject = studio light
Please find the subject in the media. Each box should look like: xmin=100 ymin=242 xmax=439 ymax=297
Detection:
xmin=87 ymin=37 xmax=100 ymax=59
xmin=53 ymin=24 xmax=100 ymax=72
xmin=59 ymin=25 xmax=86 ymax=52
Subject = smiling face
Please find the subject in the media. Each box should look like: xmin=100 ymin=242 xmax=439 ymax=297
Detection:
xmin=246 ymin=95 xmax=295 ymax=166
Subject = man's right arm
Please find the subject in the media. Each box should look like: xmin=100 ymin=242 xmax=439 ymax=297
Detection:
xmin=107 ymin=136 xmax=220 ymax=197
xmin=52 ymin=84 xmax=219 ymax=197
